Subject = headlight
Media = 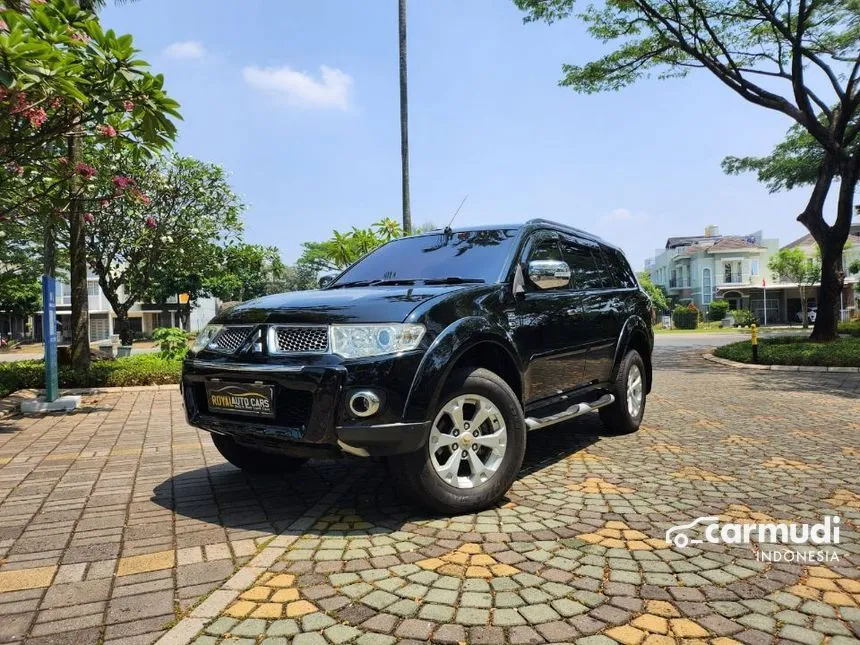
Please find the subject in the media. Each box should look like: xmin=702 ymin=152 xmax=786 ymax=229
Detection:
xmin=331 ymin=323 xmax=425 ymax=358
xmin=191 ymin=324 xmax=223 ymax=353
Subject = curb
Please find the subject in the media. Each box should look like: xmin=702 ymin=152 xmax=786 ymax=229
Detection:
xmin=702 ymin=353 xmax=860 ymax=373
xmin=0 ymin=384 xmax=179 ymax=419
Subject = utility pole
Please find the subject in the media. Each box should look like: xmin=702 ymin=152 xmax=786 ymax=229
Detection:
xmin=398 ymin=0 xmax=412 ymax=234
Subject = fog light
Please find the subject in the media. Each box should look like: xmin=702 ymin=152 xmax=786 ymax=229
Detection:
xmin=348 ymin=390 xmax=381 ymax=418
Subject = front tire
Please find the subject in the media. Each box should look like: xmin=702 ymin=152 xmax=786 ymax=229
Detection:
xmin=599 ymin=349 xmax=647 ymax=435
xmin=390 ymin=367 xmax=526 ymax=514
xmin=211 ymin=433 xmax=307 ymax=474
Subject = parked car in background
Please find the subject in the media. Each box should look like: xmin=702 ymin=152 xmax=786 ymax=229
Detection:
xmin=181 ymin=220 xmax=653 ymax=513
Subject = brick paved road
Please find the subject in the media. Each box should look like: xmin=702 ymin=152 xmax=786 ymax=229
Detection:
xmin=0 ymin=347 xmax=858 ymax=645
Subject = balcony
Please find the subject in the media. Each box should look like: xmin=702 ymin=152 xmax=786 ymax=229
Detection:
xmin=718 ymin=274 xmax=746 ymax=286
xmin=668 ymin=278 xmax=690 ymax=289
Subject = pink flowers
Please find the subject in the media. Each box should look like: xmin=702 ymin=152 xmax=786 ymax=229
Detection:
xmin=27 ymin=107 xmax=47 ymax=128
xmin=75 ymin=163 xmax=97 ymax=179
xmin=123 ymin=100 xmax=135 ymax=112
xmin=84 ymin=212 xmax=94 ymax=223
xmin=144 ymin=216 xmax=157 ymax=229
xmin=97 ymin=124 xmax=117 ymax=138
xmin=131 ymin=189 xmax=151 ymax=205
xmin=99 ymin=199 xmax=110 ymax=208
xmin=111 ymin=175 xmax=135 ymax=190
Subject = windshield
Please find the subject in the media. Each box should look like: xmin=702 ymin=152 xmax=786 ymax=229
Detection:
xmin=330 ymin=229 xmax=519 ymax=287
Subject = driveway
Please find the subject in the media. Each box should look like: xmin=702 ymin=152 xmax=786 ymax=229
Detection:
xmin=0 ymin=346 xmax=857 ymax=645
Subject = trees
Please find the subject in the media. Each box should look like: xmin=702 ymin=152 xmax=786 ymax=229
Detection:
xmin=637 ymin=272 xmax=668 ymax=313
xmin=208 ymin=243 xmax=285 ymax=302
xmin=768 ymin=247 xmax=821 ymax=328
xmin=0 ymin=0 xmax=180 ymax=371
xmin=86 ymin=153 xmax=242 ymax=343
xmin=398 ymin=0 xmax=412 ymax=234
xmin=515 ymin=0 xmax=859 ymax=341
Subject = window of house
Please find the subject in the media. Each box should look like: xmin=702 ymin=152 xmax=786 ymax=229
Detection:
xmin=702 ymin=268 xmax=712 ymax=304
xmin=87 ymin=281 xmax=99 ymax=297
xmin=751 ymin=259 xmax=759 ymax=276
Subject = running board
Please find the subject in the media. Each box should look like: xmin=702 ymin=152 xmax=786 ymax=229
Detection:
xmin=525 ymin=393 xmax=615 ymax=431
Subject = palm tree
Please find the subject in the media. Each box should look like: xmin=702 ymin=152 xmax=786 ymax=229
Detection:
xmin=398 ymin=0 xmax=412 ymax=235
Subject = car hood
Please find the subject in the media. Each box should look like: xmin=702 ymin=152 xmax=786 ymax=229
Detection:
xmin=215 ymin=286 xmax=469 ymax=325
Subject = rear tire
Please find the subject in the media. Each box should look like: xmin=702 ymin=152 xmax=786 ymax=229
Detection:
xmin=599 ymin=349 xmax=647 ymax=435
xmin=390 ymin=367 xmax=526 ymax=514
xmin=211 ymin=433 xmax=307 ymax=474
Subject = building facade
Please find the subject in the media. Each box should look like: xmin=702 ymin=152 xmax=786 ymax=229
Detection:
xmin=644 ymin=225 xmax=859 ymax=323
xmin=29 ymin=274 xmax=220 ymax=343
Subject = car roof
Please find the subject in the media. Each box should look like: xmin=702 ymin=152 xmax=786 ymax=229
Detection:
xmin=404 ymin=220 xmax=624 ymax=255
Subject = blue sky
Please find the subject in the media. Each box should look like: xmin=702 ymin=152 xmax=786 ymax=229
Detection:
xmin=100 ymin=0 xmax=827 ymax=270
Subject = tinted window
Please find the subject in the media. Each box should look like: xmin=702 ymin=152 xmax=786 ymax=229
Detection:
xmin=331 ymin=229 xmax=518 ymax=286
xmin=559 ymin=236 xmax=604 ymax=290
xmin=600 ymin=247 xmax=638 ymax=289
xmin=526 ymin=234 xmax=563 ymax=263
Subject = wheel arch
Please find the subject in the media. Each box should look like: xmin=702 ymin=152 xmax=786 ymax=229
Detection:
xmin=403 ymin=317 xmax=523 ymax=420
xmin=612 ymin=315 xmax=653 ymax=393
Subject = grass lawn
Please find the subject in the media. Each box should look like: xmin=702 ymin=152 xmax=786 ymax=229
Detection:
xmin=0 ymin=354 xmax=182 ymax=399
xmin=714 ymin=335 xmax=860 ymax=367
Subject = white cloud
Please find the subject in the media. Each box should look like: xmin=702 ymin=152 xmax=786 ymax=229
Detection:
xmin=601 ymin=208 xmax=636 ymax=224
xmin=242 ymin=65 xmax=353 ymax=110
xmin=163 ymin=41 xmax=206 ymax=60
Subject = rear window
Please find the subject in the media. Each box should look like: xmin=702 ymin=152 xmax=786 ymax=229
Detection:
xmin=601 ymin=247 xmax=638 ymax=289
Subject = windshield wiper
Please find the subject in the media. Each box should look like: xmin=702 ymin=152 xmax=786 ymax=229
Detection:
xmin=422 ymin=277 xmax=486 ymax=285
xmin=330 ymin=278 xmax=418 ymax=289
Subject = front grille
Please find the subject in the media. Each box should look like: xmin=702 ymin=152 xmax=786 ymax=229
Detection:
xmin=209 ymin=326 xmax=253 ymax=353
xmin=272 ymin=326 xmax=329 ymax=354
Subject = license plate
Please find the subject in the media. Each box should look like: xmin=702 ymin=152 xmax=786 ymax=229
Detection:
xmin=206 ymin=382 xmax=275 ymax=418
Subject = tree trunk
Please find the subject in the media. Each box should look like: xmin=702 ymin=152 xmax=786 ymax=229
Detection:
xmin=809 ymin=159 xmax=857 ymax=342
xmin=115 ymin=310 xmax=134 ymax=346
xmin=398 ymin=0 xmax=412 ymax=235
xmin=800 ymin=288 xmax=808 ymax=329
xmin=68 ymin=124 xmax=90 ymax=371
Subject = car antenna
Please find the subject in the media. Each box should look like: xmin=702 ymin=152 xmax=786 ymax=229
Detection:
xmin=443 ymin=194 xmax=468 ymax=238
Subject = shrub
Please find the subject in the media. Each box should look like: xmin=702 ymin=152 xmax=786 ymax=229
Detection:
xmin=838 ymin=320 xmax=860 ymax=338
xmin=0 ymin=354 xmax=182 ymax=399
xmin=708 ymin=299 xmax=729 ymax=321
xmin=714 ymin=336 xmax=860 ymax=367
xmin=672 ymin=304 xmax=698 ymax=329
xmin=152 ymin=327 xmax=189 ymax=359
xmin=730 ymin=309 xmax=758 ymax=327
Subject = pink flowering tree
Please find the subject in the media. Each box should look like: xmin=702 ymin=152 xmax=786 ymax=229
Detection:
xmin=0 ymin=0 xmax=180 ymax=369
xmin=84 ymin=151 xmax=244 ymax=344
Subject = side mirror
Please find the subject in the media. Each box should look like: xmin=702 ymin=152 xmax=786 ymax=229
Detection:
xmin=528 ymin=260 xmax=571 ymax=290
xmin=318 ymin=275 xmax=334 ymax=289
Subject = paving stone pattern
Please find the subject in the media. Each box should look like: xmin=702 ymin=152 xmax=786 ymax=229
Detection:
xmin=0 ymin=348 xmax=858 ymax=644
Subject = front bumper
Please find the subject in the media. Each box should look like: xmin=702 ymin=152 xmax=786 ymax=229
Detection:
xmin=181 ymin=354 xmax=429 ymax=458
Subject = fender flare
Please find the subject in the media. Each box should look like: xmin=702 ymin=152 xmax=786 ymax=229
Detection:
xmin=403 ymin=316 xmax=521 ymax=420
xmin=611 ymin=315 xmax=653 ymax=392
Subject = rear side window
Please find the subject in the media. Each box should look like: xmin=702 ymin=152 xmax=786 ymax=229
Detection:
xmin=601 ymin=247 xmax=638 ymax=289
xmin=559 ymin=235 xmax=604 ymax=290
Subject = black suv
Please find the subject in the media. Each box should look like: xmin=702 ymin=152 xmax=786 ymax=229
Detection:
xmin=181 ymin=220 xmax=653 ymax=513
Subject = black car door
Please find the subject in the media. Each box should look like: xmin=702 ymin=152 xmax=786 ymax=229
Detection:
xmin=512 ymin=230 xmax=586 ymax=404
xmin=558 ymin=235 xmax=618 ymax=384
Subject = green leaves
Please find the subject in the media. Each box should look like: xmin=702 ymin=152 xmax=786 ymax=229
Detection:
xmin=298 ymin=218 xmax=405 ymax=272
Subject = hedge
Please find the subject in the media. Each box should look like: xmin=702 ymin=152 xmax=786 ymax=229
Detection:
xmin=672 ymin=305 xmax=699 ymax=329
xmin=0 ymin=354 xmax=182 ymax=399
xmin=714 ymin=336 xmax=860 ymax=367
